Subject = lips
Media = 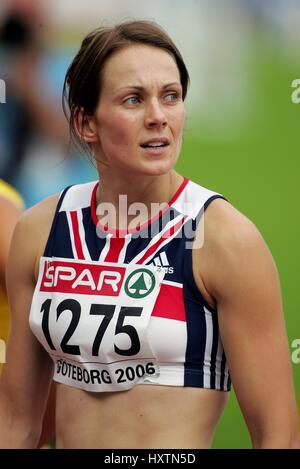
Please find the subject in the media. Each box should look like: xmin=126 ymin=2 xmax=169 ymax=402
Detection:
xmin=140 ymin=137 xmax=170 ymax=148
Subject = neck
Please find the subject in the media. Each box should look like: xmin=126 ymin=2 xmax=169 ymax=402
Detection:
xmin=95 ymin=171 xmax=184 ymax=231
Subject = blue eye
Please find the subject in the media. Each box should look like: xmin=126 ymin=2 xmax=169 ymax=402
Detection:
xmin=125 ymin=96 xmax=140 ymax=105
xmin=165 ymin=93 xmax=178 ymax=102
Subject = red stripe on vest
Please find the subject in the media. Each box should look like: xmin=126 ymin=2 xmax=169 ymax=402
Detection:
xmin=104 ymin=236 xmax=126 ymax=262
xmin=70 ymin=211 xmax=85 ymax=260
xmin=137 ymin=216 xmax=187 ymax=265
xmin=152 ymin=282 xmax=186 ymax=322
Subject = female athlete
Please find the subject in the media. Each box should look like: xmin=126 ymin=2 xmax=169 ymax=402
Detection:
xmin=0 ymin=20 xmax=299 ymax=449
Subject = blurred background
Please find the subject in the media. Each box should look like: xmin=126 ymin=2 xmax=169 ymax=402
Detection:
xmin=0 ymin=0 xmax=299 ymax=448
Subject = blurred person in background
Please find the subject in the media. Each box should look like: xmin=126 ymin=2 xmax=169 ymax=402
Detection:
xmin=0 ymin=0 xmax=95 ymax=207
xmin=0 ymin=0 xmax=68 ymax=178
xmin=0 ymin=19 xmax=299 ymax=449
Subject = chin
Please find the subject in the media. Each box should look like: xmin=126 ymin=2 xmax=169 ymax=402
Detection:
xmin=140 ymin=154 xmax=178 ymax=176
xmin=139 ymin=161 xmax=175 ymax=177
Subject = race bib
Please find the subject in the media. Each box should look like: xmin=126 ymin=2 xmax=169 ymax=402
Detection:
xmin=29 ymin=257 xmax=165 ymax=392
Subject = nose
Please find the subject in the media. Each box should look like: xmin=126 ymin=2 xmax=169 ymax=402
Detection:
xmin=144 ymin=98 xmax=167 ymax=130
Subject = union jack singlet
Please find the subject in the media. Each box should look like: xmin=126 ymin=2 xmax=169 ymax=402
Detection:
xmin=29 ymin=178 xmax=231 ymax=392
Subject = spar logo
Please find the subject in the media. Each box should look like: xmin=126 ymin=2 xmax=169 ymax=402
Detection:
xmin=124 ymin=268 xmax=156 ymax=299
xmin=40 ymin=259 xmax=126 ymax=296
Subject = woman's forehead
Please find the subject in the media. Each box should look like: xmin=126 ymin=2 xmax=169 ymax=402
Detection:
xmin=101 ymin=45 xmax=180 ymax=91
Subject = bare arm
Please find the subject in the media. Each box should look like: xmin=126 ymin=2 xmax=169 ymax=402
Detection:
xmin=0 ymin=196 xmax=58 ymax=448
xmin=196 ymin=199 xmax=300 ymax=448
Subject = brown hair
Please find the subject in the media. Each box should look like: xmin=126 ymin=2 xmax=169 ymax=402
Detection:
xmin=62 ymin=20 xmax=190 ymax=154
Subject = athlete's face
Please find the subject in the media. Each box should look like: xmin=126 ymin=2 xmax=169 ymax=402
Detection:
xmin=90 ymin=44 xmax=186 ymax=176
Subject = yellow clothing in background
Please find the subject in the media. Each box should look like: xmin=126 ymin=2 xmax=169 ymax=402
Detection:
xmin=0 ymin=179 xmax=24 ymax=343
xmin=0 ymin=179 xmax=23 ymax=209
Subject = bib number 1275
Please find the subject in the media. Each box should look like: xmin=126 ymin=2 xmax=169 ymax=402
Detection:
xmin=40 ymin=298 xmax=142 ymax=357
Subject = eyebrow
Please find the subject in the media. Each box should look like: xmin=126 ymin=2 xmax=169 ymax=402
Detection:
xmin=115 ymin=82 xmax=182 ymax=92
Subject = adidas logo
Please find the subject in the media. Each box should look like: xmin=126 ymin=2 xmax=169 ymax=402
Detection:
xmin=149 ymin=252 xmax=174 ymax=274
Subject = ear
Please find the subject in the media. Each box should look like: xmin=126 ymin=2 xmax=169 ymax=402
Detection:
xmin=73 ymin=107 xmax=99 ymax=143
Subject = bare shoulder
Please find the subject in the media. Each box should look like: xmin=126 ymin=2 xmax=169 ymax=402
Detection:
xmin=194 ymin=197 xmax=277 ymax=302
xmin=205 ymin=199 xmax=263 ymax=250
xmin=9 ymin=193 xmax=60 ymax=281
xmin=19 ymin=192 xmax=59 ymax=227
